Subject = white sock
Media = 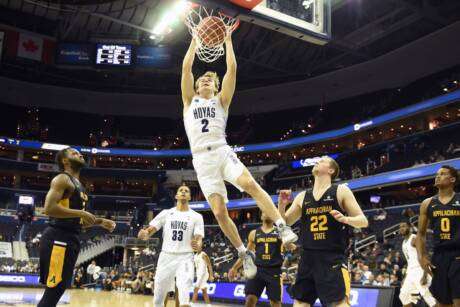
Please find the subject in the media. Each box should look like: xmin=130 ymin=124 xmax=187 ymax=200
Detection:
xmin=236 ymin=245 xmax=247 ymax=255
xmin=206 ymin=304 xmax=212 ymax=307
xmin=275 ymin=219 xmax=286 ymax=228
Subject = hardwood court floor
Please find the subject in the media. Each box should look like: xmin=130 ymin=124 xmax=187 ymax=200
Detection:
xmin=0 ymin=287 xmax=239 ymax=306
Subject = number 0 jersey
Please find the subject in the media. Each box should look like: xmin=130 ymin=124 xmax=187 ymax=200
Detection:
xmin=427 ymin=193 xmax=460 ymax=251
xmin=149 ymin=207 xmax=204 ymax=253
xmin=184 ymin=96 xmax=228 ymax=154
xmin=254 ymin=227 xmax=283 ymax=267
xmin=299 ymin=184 xmax=349 ymax=253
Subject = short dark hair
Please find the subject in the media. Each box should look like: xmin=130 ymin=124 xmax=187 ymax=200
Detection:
xmin=401 ymin=220 xmax=411 ymax=227
xmin=55 ymin=148 xmax=71 ymax=171
xmin=441 ymin=165 xmax=458 ymax=186
xmin=328 ymin=158 xmax=340 ymax=180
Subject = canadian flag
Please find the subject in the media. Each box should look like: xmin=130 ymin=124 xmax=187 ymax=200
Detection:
xmin=17 ymin=32 xmax=43 ymax=61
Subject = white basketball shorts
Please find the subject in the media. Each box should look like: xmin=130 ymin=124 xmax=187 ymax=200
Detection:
xmin=194 ymin=271 xmax=209 ymax=289
xmin=192 ymin=145 xmax=245 ymax=203
xmin=153 ymin=252 xmax=194 ymax=307
xmin=399 ymin=267 xmax=436 ymax=307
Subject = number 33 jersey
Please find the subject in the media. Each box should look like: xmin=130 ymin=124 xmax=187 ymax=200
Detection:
xmin=184 ymin=96 xmax=228 ymax=154
xmin=149 ymin=207 xmax=205 ymax=253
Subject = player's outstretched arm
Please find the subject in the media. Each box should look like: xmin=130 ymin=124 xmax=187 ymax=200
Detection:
xmin=416 ymin=198 xmax=434 ymax=276
xmin=182 ymin=39 xmax=197 ymax=106
xmin=228 ymin=230 xmax=255 ymax=280
xmin=139 ymin=210 xmax=167 ymax=240
xmin=44 ymin=174 xmax=96 ymax=225
xmin=334 ymin=184 xmax=368 ymax=228
xmin=278 ymin=190 xmax=303 ymax=226
xmin=138 ymin=226 xmax=158 ymax=240
xmin=220 ymin=35 xmax=237 ymax=110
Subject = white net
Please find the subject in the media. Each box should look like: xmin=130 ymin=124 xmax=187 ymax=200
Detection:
xmin=185 ymin=4 xmax=239 ymax=63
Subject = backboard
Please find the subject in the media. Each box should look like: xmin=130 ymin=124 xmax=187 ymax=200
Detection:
xmin=227 ymin=0 xmax=331 ymax=45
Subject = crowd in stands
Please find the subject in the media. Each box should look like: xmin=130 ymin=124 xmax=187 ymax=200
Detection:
xmin=0 ymin=258 xmax=38 ymax=273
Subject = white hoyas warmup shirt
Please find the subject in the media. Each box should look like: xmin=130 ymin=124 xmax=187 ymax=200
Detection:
xmin=184 ymin=96 xmax=228 ymax=154
xmin=194 ymin=251 xmax=208 ymax=275
xmin=149 ymin=207 xmax=204 ymax=253
xmin=402 ymin=234 xmax=421 ymax=270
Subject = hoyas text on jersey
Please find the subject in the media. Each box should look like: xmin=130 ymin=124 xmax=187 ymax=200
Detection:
xmin=193 ymin=107 xmax=216 ymax=120
xmin=170 ymin=220 xmax=188 ymax=231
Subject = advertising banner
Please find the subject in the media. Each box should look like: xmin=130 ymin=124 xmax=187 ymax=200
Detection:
xmin=56 ymin=43 xmax=92 ymax=65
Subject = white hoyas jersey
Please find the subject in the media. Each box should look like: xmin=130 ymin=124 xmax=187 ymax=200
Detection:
xmin=402 ymin=234 xmax=421 ymax=270
xmin=149 ymin=207 xmax=204 ymax=254
xmin=184 ymin=96 xmax=228 ymax=154
xmin=194 ymin=251 xmax=208 ymax=275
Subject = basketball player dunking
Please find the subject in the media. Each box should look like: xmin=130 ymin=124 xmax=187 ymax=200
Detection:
xmin=399 ymin=221 xmax=436 ymax=307
xmin=182 ymin=35 xmax=297 ymax=279
xmin=416 ymin=165 xmax=460 ymax=307
xmin=38 ymin=148 xmax=116 ymax=307
xmin=192 ymin=245 xmax=214 ymax=306
xmin=278 ymin=156 xmax=368 ymax=307
xmin=228 ymin=212 xmax=287 ymax=307
xmin=138 ymin=185 xmax=204 ymax=307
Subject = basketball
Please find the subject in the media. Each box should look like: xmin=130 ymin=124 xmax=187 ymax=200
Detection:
xmin=196 ymin=16 xmax=227 ymax=48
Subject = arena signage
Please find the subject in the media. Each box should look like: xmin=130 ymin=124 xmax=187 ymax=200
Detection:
xmin=136 ymin=46 xmax=171 ymax=68
xmin=0 ymin=89 xmax=458 ymax=157
xmin=353 ymin=120 xmax=373 ymax=131
xmin=192 ymin=282 xmax=385 ymax=306
xmin=0 ymin=291 xmax=70 ymax=304
xmin=0 ymin=273 xmax=40 ymax=286
xmin=56 ymin=43 xmax=92 ymax=65
xmin=190 ymin=158 xmax=460 ymax=210
xmin=291 ymin=154 xmax=340 ymax=169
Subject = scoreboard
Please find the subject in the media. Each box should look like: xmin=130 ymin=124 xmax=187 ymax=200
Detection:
xmin=96 ymin=44 xmax=132 ymax=66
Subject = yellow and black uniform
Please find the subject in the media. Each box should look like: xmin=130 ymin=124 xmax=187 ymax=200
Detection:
xmin=245 ymin=227 xmax=283 ymax=302
xmin=289 ymin=184 xmax=351 ymax=305
xmin=427 ymin=193 xmax=460 ymax=305
xmin=39 ymin=172 xmax=88 ymax=289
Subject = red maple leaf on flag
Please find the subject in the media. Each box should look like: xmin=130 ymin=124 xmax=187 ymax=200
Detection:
xmin=22 ymin=39 xmax=39 ymax=53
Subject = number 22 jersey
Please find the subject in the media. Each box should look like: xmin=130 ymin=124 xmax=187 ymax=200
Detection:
xmin=184 ymin=96 xmax=228 ymax=154
xmin=299 ymin=184 xmax=349 ymax=253
xmin=149 ymin=207 xmax=204 ymax=253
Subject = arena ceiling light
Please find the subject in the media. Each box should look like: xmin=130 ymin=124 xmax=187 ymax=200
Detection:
xmin=150 ymin=0 xmax=191 ymax=39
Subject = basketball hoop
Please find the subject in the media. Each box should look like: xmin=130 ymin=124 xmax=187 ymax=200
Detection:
xmin=184 ymin=4 xmax=239 ymax=63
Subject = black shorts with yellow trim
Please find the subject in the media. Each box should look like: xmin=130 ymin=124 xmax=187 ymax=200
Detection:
xmin=289 ymin=249 xmax=350 ymax=305
xmin=245 ymin=266 xmax=282 ymax=302
xmin=430 ymin=249 xmax=460 ymax=305
xmin=39 ymin=226 xmax=80 ymax=289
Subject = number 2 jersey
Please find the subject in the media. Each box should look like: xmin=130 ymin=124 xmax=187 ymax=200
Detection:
xmin=427 ymin=193 xmax=460 ymax=251
xmin=299 ymin=184 xmax=349 ymax=253
xmin=149 ymin=207 xmax=205 ymax=253
xmin=184 ymin=96 xmax=228 ymax=154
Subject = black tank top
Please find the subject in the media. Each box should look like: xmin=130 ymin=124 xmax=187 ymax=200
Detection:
xmin=300 ymin=184 xmax=349 ymax=252
xmin=427 ymin=193 xmax=460 ymax=251
xmin=254 ymin=227 xmax=283 ymax=267
xmin=48 ymin=172 xmax=88 ymax=234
